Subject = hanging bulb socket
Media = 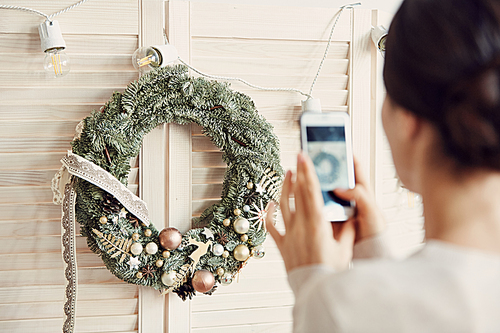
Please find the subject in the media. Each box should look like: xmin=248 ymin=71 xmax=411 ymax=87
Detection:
xmin=38 ymin=20 xmax=70 ymax=78
xmin=301 ymin=98 xmax=322 ymax=113
xmin=38 ymin=20 xmax=66 ymax=53
xmin=132 ymin=44 xmax=178 ymax=74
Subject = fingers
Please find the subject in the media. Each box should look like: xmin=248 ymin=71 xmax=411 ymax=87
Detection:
xmin=352 ymin=156 xmax=369 ymax=189
xmin=265 ymin=202 xmax=284 ymax=247
xmin=337 ymin=219 xmax=356 ymax=249
xmin=279 ymin=170 xmax=293 ymax=226
xmin=295 ymin=152 xmax=323 ymax=214
xmin=334 ymin=186 xmax=370 ymax=211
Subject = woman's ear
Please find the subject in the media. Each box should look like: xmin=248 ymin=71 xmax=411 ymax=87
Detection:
xmin=400 ymin=108 xmax=423 ymax=141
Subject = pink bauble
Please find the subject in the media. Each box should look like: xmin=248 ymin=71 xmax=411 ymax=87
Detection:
xmin=159 ymin=227 xmax=182 ymax=250
xmin=192 ymin=269 xmax=215 ymax=293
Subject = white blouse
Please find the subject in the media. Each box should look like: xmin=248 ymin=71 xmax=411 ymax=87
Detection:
xmin=288 ymin=233 xmax=500 ymax=333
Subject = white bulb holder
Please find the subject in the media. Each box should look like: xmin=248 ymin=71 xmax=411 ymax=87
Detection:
xmin=38 ymin=20 xmax=66 ymax=52
xmin=152 ymin=44 xmax=179 ymax=66
xmin=132 ymin=44 xmax=178 ymax=73
xmin=301 ymin=98 xmax=322 ymax=113
xmin=371 ymin=25 xmax=388 ymax=54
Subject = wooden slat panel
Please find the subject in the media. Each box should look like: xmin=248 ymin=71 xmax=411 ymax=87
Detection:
xmin=0 ymin=252 xmax=106 ymax=271
xmin=0 ymin=315 xmax=137 ymax=332
xmin=0 ymin=203 xmax=61 ymax=220
xmin=192 ymin=37 xmax=349 ymax=60
xmin=0 ymin=54 xmax=135 ymax=71
xmin=191 ymin=306 xmax=293 ymax=328
xmin=192 ymin=168 xmax=225 ymax=184
xmin=192 ymin=184 xmax=223 ymax=201
xmin=192 ymin=322 xmax=293 ymax=333
xmin=0 ymin=88 xmax=125 ymax=103
xmin=0 ymin=299 xmax=138 ymax=321
xmin=0 ymin=71 xmax=138 ymax=88
xmin=0 ymin=1 xmax=139 ymax=35
xmin=192 ymin=57 xmax=348 ymax=76
xmin=0 ymin=219 xmax=61 ymax=238
xmin=190 ymin=2 xmax=351 ymax=41
xmin=0 ymin=104 xmax=102 ymax=121
xmin=0 ymin=168 xmax=138 ymax=186
xmin=0 ymin=267 xmax=121 ymax=287
xmin=192 ymin=291 xmax=294 ymax=312
xmin=0 ymin=33 xmax=138 ymax=54
xmin=0 ymin=122 xmax=79 ymax=138
xmin=0 ymin=235 xmax=94 ymax=254
xmin=0 ymin=284 xmax=138 ymax=304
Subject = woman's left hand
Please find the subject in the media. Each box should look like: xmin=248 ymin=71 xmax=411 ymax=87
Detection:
xmin=266 ymin=152 xmax=356 ymax=273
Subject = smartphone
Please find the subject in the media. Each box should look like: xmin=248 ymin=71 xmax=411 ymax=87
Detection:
xmin=300 ymin=112 xmax=355 ymax=222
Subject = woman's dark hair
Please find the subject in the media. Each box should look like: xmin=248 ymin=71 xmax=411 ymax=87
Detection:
xmin=384 ymin=0 xmax=500 ymax=170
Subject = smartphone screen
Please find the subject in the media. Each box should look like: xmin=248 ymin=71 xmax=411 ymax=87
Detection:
xmin=306 ymin=126 xmax=351 ymax=208
xmin=300 ymin=112 xmax=355 ymax=221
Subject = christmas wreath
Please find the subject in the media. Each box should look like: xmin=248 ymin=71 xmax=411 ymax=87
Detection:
xmin=53 ymin=65 xmax=284 ymax=330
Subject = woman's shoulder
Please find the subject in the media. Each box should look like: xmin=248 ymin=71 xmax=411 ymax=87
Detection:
xmin=291 ymin=241 xmax=500 ymax=332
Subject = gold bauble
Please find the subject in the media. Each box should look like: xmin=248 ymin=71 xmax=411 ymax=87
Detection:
xmin=233 ymin=244 xmax=250 ymax=261
xmin=132 ymin=233 xmax=140 ymax=241
xmin=233 ymin=208 xmax=241 ymax=216
xmin=222 ymin=250 xmax=229 ymax=258
xmin=144 ymin=229 xmax=152 ymax=237
xmin=216 ymin=267 xmax=224 ymax=276
xmin=223 ymin=218 xmax=231 ymax=227
xmin=99 ymin=216 xmax=107 ymax=224
xmin=240 ymin=234 xmax=248 ymax=242
xmin=136 ymin=272 xmax=143 ymax=279
xmin=155 ymin=259 xmax=164 ymax=267
xmin=192 ymin=269 xmax=215 ymax=293
xmin=162 ymin=250 xmax=170 ymax=258
xmin=246 ymin=182 xmax=254 ymax=189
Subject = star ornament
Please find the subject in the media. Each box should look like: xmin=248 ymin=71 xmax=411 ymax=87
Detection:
xmin=248 ymin=199 xmax=276 ymax=231
xmin=255 ymin=183 xmax=265 ymax=195
xmin=127 ymin=256 xmax=140 ymax=270
xmin=119 ymin=208 xmax=128 ymax=219
xmin=202 ymin=227 xmax=214 ymax=240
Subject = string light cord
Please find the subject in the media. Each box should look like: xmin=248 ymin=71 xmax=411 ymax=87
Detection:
xmin=167 ymin=2 xmax=360 ymax=100
xmin=177 ymin=58 xmax=314 ymax=99
xmin=309 ymin=2 xmax=361 ymax=96
xmin=0 ymin=0 xmax=90 ymax=22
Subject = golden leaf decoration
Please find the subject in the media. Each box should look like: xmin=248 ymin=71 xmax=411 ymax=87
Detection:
xmin=92 ymin=228 xmax=133 ymax=263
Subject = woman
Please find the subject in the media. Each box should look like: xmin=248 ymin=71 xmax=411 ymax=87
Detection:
xmin=266 ymin=0 xmax=500 ymax=331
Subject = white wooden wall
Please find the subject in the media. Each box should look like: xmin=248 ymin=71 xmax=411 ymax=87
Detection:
xmin=0 ymin=0 xmax=140 ymax=331
xmin=0 ymin=1 xmax=423 ymax=332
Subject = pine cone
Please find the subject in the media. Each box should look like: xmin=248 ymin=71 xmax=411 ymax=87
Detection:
xmin=173 ymin=277 xmax=196 ymax=301
xmin=102 ymin=193 xmax=121 ymax=214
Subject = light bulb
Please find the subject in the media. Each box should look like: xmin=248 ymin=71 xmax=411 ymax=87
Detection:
xmin=132 ymin=44 xmax=178 ymax=74
xmin=44 ymin=48 xmax=70 ymax=78
xmin=38 ymin=20 xmax=70 ymax=78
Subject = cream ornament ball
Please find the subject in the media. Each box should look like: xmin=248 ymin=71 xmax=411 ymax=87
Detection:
xmin=212 ymin=243 xmax=224 ymax=256
xmin=233 ymin=217 xmax=250 ymax=234
xmin=233 ymin=244 xmax=250 ymax=261
xmin=130 ymin=242 xmax=143 ymax=255
xmin=145 ymin=242 xmax=158 ymax=255
xmin=161 ymin=271 xmax=177 ymax=286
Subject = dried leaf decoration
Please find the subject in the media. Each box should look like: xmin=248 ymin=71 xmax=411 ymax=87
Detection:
xmin=92 ymin=228 xmax=132 ymax=263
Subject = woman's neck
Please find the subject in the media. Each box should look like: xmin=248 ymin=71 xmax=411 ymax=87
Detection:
xmin=422 ymin=168 xmax=500 ymax=254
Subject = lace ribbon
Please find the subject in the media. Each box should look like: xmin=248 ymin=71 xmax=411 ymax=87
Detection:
xmin=62 ymin=181 xmax=78 ymax=333
xmin=54 ymin=151 xmax=150 ymax=333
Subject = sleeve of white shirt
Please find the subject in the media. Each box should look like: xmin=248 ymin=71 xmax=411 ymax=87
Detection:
xmin=288 ymin=231 xmax=397 ymax=332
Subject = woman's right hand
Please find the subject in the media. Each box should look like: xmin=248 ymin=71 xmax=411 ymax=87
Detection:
xmin=334 ymin=157 xmax=386 ymax=242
